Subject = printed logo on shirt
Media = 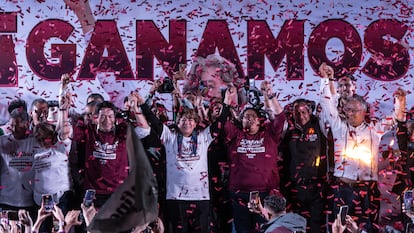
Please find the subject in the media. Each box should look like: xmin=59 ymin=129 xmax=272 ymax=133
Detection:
xmin=307 ymin=133 xmax=318 ymax=142
xmin=176 ymin=142 xmax=200 ymax=161
xmin=34 ymin=151 xmax=52 ymax=172
xmin=177 ymin=154 xmax=200 ymax=161
xmin=306 ymin=128 xmax=318 ymax=142
xmin=237 ymin=138 xmax=265 ymax=157
xmin=93 ymin=141 xmax=119 ymax=160
xmin=9 ymin=152 xmax=33 ymax=172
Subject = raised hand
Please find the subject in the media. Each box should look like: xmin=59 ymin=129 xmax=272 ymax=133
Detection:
xmin=319 ymin=62 xmax=334 ymax=79
xmin=260 ymin=80 xmax=273 ymax=97
xmin=64 ymin=210 xmax=82 ymax=232
xmin=60 ymin=73 xmax=71 ymax=90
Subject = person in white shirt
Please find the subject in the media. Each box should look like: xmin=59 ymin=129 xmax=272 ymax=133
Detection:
xmin=319 ymin=70 xmax=406 ymax=233
xmin=0 ymin=108 xmax=36 ymax=217
xmin=32 ymin=73 xmax=74 ymax=232
xmin=137 ymin=89 xmax=229 ymax=233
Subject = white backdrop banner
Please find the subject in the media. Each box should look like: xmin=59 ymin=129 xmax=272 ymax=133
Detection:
xmin=0 ymin=0 xmax=413 ymax=123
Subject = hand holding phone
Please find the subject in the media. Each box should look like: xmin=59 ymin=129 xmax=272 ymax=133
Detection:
xmin=339 ymin=205 xmax=349 ymax=225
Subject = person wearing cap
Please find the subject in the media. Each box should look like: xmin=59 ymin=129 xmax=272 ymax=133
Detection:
xmin=319 ymin=65 xmax=406 ymax=232
xmin=220 ymin=83 xmax=285 ymax=233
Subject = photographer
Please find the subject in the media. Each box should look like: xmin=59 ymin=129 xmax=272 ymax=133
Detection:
xmin=249 ymin=192 xmax=306 ymax=233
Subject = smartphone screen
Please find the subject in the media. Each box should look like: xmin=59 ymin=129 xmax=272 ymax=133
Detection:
xmin=83 ymin=189 xmax=96 ymax=207
xmin=42 ymin=194 xmax=54 ymax=212
xmin=7 ymin=211 xmax=19 ymax=221
xmin=407 ymin=223 xmax=414 ymax=233
xmin=249 ymin=78 xmax=255 ymax=88
xmin=339 ymin=205 xmax=349 ymax=225
xmin=404 ymin=190 xmax=413 ymax=213
xmin=249 ymin=191 xmax=259 ymax=208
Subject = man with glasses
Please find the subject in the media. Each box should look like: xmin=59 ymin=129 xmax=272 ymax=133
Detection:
xmin=319 ymin=71 xmax=406 ymax=233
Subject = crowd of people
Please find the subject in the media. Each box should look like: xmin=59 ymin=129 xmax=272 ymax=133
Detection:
xmin=0 ymin=51 xmax=413 ymax=233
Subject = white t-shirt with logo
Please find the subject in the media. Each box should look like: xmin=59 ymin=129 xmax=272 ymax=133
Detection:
xmin=0 ymin=135 xmax=36 ymax=207
xmin=33 ymin=138 xmax=72 ymax=205
xmin=161 ymin=125 xmax=213 ymax=201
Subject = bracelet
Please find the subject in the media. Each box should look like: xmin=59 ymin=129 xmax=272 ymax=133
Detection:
xmin=59 ymin=108 xmax=67 ymax=111
xmin=329 ymin=78 xmax=335 ymax=81
xmin=268 ymin=93 xmax=276 ymax=99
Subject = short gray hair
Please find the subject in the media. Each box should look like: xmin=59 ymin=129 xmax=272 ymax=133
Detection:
xmin=345 ymin=94 xmax=368 ymax=112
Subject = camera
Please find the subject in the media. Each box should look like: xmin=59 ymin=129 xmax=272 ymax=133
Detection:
xmin=244 ymin=76 xmax=263 ymax=109
xmin=116 ymin=109 xmax=137 ymax=123
xmin=158 ymin=77 xmax=175 ymax=93
xmin=117 ymin=110 xmax=131 ymax=120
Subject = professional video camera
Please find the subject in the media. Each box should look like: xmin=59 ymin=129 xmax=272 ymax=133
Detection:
xmin=244 ymin=76 xmax=264 ymax=109
xmin=116 ymin=110 xmax=136 ymax=123
xmin=243 ymin=76 xmax=270 ymax=121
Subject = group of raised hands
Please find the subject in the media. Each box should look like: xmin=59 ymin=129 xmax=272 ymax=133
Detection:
xmin=0 ymin=202 xmax=97 ymax=233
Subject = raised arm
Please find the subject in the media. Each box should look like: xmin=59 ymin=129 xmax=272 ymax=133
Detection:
xmin=319 ymin=62 xmax=336 ymax=96
xmin=57 ymin=73 xmax=72 ymax=141
xmin=260 ymin=81 xmax=283 ymax=115
xmin=129 ymin=92 xmax=150 ymax=129
xmin=212 ymin=87 xmax=235 ymax=136
xmin=64 ymin=0 xmax=95 ymax=34
xmin=394 ymin=87 xmax=406 ymax=122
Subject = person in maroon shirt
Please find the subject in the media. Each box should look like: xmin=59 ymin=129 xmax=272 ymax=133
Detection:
xmin=73 ymin=99 xmax=150 ymax=208
xmin=221 ymin=83 xmax=285 ymax=233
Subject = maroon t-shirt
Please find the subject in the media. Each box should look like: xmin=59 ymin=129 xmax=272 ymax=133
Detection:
xmin=224 ymin=113 xmax=285 ymax=192
xmin=74 ymin=123 xmax=128 ymax=195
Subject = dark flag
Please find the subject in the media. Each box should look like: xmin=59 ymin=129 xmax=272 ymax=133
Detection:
xmin=88 ymin=124 xmax=158 ymax=232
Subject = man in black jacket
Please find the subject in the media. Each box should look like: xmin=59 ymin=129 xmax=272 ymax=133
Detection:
xmin=281 ymin=98 xmax=328 ymax=233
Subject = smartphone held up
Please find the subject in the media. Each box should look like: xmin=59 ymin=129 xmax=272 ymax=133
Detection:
xmin=339 ymin=205 xmax=349 ymax=225
xmin=42 ymin=194 xmax=54 ymax=212
xmin=83 ymin=189 xmax=96 ymax=208
xmin=249 ymin=191 xmax=260 ymax=211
